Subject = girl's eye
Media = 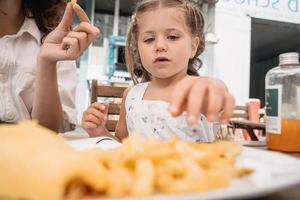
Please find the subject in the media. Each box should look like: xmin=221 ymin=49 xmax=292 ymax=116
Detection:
xmin=144 ymin=38 xmax=155 ymax=43
xmin=167 ymin=35 xmax=179 ymax=40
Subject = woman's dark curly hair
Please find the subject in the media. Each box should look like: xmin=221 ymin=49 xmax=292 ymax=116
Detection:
xmin=22 ymin=0 xmax=67 ymax=42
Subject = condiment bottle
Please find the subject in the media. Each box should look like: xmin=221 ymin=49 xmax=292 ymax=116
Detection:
xmin=265 ymin=52 xmax=300 ymax=152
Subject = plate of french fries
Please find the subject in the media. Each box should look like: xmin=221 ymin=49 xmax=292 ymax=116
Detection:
xmin=1 ymin=121 xmax=300 ymax=200
xmin=82 ymin=134 xmax=300 ymax=200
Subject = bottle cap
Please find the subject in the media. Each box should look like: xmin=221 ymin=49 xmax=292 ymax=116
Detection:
xmin=279 ymin=52 xmax=299 ymax=65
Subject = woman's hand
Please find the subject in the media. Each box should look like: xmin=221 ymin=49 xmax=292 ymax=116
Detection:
xmin=81 ymin=102 xmax=109 ymax=137
xmin=169 ymin=76 xmax=235 ymax=125
xmin=38 ymin=2 xmax=100 ymax=64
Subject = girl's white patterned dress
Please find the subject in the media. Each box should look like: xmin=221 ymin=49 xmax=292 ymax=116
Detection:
xmin=125 ymin=82 xmax=219 ymax=142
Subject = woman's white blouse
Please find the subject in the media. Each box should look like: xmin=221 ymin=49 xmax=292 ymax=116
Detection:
xmin=125 ymin=82 xmax=219 ymax=142
xmin=0 ymin=17 xmax=77 ymax=131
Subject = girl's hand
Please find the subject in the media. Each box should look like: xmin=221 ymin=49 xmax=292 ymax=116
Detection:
xmin=81 ymin=102 xmax=109 ymax=137
xmin=169 ymin=76 xmax=235 ymax=125
xmin=39 ymin=2 xmax=100 ymax=64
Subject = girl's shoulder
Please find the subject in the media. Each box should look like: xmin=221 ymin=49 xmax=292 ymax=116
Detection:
xmin=125 ymin=82 xmax=149 ymax=101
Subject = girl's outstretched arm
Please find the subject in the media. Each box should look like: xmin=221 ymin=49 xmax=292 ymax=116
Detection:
xmin=169 ymin=76 xmax=235 ymax=125
xmin=32 ymin=3 xmax=100 ymax=132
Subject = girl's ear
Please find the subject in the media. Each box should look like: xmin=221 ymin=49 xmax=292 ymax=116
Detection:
xmin=191 ymin=36 xmax=200 ymax=58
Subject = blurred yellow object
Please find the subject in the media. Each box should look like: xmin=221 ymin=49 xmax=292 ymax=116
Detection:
xmin=0 ymin=121 xmax=107 ymax=200
xmin=71 ymin=0 xmax=77 ymax=5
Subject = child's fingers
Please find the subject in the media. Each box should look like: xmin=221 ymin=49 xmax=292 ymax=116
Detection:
xmin=73 ymin=22 xmax=100 ymax=44
xmin=99 ymin=103 xmax=109 ymax=126
xmin=82 ymin=121 xmax=97 ymax=129
xmin=186 ymin=82 xmax=207 ymax=125
xmin=220 ymin=94 xmax=235 ymax=123
xmin=206 ymin=84 xmax=226 ymax=122
xmin=84 ymin=113 xmax=102 ymax=126
xmin=66 ymin=31 xmax=88 ymax=52
xmin=175 ymin=101 xmax=187 ymax=117
xmin=169 ymin=77 xmax=195 ymax=117
xmin=72 ymin=3 xmax=90 ymax=23
xmin=100 ymin=115 xmax=107 ymax=126
xmin=57 ymin=3 xmax=74 ymax=31
xmin=102 ymin=102 xmax=109 ymax=115
xmin=91 ymin=102 xmax=107 ymax=112
xmin=86 ymin=107 xmax=107 ymax=121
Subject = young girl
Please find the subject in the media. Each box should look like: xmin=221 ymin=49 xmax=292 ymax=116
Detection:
xmin=0 ymin=0 xmax=99 ymax=132
xmin=82 ymin=0 xmax=235 ymax=142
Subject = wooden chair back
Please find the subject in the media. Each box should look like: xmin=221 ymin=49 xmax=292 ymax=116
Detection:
xmin=232 ymin=105 xmax=249 ymax=119
xmin=90 ymin=80 xmax=127 ymax=132
xmin=227 ymin=101 xmax=265 ymax=141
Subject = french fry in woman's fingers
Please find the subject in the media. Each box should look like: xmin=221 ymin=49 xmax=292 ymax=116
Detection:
xmin=72 ymin=3 xmax=90 ymax=23
xmin=71 ymin=0 xmax=77 ymax=5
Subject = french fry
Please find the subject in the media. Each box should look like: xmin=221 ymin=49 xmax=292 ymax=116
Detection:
xmin=106 ymin=167 xmax=133 ymax=197
xmin=131 ymin=159 xmax=154 ymax=196
xmin=71 ymin=0 xmax=77 ymax=5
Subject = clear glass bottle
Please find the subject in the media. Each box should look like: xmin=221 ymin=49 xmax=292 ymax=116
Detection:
xmin=265 ymin=52 xmax=300 ymax=152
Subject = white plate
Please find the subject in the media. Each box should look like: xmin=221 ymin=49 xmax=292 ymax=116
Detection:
xmin=68 ymin=137 xmax=300 ymax=200
xmin=73 ymin=140 xmax=300 ymax=200
xmin=133 ymin=147 xmax=300 ymax=200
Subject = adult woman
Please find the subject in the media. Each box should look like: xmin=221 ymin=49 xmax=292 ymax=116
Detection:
xmin=0 ymin=0 xmax=99 ymax=132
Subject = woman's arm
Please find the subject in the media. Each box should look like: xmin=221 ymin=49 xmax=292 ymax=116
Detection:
xmin=32 ymin=3 xmax=99 ymax=132
xmin=32 ymin=59 xmax=64 ymax=132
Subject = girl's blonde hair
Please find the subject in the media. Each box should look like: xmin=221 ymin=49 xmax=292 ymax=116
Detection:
xmin=125 ymin=0 xmax=205 ymax=84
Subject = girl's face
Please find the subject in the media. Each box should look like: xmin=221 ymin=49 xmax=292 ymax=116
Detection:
xmin=137 ymin=7 xmax=199 ymax=80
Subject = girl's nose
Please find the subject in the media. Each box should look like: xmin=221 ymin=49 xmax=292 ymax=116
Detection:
xmin=155 ymin=37 xmax=167 ymax=52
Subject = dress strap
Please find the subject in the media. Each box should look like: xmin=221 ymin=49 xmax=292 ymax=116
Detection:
xmin=126 ymin=82 xmax=149 ymax=101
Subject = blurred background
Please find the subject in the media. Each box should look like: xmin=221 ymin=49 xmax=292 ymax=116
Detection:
xmin=74 ymin=0 xmax=300 ymax=121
